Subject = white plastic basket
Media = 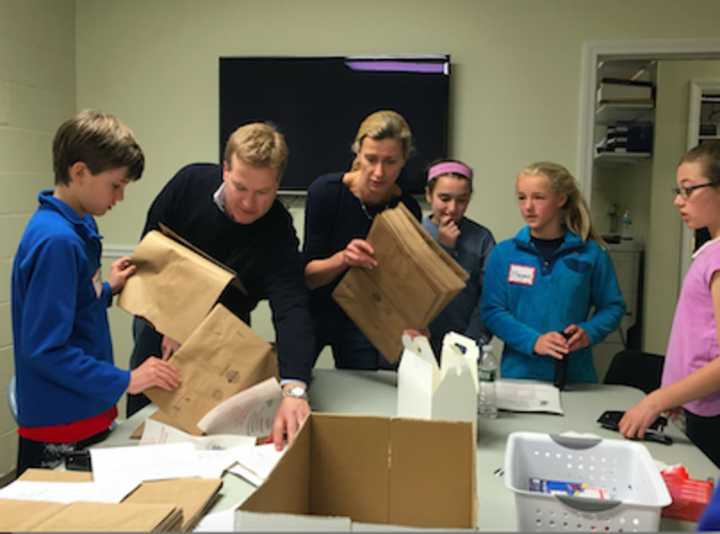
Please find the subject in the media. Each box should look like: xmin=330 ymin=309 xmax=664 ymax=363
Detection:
xmin=504 ymin=432 xmax=671 ymax=532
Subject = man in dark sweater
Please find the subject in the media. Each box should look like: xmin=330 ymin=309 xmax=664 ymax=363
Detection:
xmin=127 ymin=122 xmax=314 ymax=449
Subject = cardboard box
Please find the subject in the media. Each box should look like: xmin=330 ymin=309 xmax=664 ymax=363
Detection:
xmin=237 ymin=413 xmax=476 ymax=529
xmin=397 ymin=333 xmax=478 ymax=424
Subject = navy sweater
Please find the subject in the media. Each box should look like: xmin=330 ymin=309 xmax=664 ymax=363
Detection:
xmin=141 ymin=163 xmax=315 ymax=383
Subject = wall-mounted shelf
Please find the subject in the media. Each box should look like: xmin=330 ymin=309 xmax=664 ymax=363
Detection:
xmin=595 ymin=102 xmax=654 ymax=125
xmin=594 ymin=151 xmax=652 ymax=164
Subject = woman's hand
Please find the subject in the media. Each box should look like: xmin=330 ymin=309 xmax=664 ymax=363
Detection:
xmin=342 ymin=239 xmax=378 ymax=269
xmin=618 ymin=392 xmax=665 ymax=439
xmin=437 ymin=215 xmax=460 ymax=249
xmin=533 ymin=332 xmax=569 ymax=360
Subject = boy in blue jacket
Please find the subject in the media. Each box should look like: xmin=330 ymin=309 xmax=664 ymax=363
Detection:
xmin=11 ymin=110 xmax=180 ymax=475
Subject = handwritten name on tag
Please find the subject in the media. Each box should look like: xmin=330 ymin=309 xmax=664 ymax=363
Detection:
xmin=508 ymin=264 xmax=535 ymax=286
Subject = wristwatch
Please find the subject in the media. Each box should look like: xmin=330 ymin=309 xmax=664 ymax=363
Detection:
xmin=282 ymin=385 xmax=308 ymax=401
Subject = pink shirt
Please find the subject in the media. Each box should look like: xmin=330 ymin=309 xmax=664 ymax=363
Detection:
xmin=662 ymin=238 xmax=720 ymax=416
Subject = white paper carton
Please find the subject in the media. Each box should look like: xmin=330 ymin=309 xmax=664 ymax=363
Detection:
xmin=397 ymin=332 xmax=478 ymax=423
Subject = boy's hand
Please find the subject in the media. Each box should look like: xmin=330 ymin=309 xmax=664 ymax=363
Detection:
xmin=108 ymin=256 xmax=136 ymax=294
xmin=127 ymin=356 xmax=181 ymax=394
xmin=437 ymin=215 xmax=460 ymax=249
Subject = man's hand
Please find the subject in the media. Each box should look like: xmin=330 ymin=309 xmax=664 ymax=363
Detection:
xmin=437 ymin=215 xmax=460 ymax=249
xmin=271 ymin=396 xmax=310 ymax=451
xmin=108 ymin=256 xmax=136 ymax=294
xmin=533 ymin=332 xmax=569 ymax=360
xmin=161 ymin=335 xmax=181 ymax=360
xmin=342 ymin=239 xmax=378 ymax=269
xmin=563 ymin=324 xmax=590 ymax=352
xmin=127 ymin=356 xmax=181 ymax=394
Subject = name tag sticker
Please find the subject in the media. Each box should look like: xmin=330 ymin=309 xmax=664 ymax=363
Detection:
xmin=508 ymin=264 xmax=535 ymax=286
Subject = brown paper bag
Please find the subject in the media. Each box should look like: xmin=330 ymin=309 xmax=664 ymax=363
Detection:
xmin=333 ymin=203 xmax=468 ymax=362
xmin=146 ymin=303 xmax=278 ymax=434
xmin=0 ymin=499 xmax=66 ymax=531
xmin=124 ymin=478 xmax=223 ymax=532
xmin=117 ymin=226 xmax=243 ymax=343
xmin=28 ymin=501 xmax=182 ymax=532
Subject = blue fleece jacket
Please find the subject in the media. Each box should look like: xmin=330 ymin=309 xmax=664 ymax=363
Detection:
xmin=11 ymin=191 xmax=130 ymax=428
xmin=480 ymin=227 xmax=625 ymax=383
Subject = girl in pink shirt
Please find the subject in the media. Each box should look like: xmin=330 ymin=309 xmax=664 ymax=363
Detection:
xmin=620 ymin=141 xmax=720 ymax=467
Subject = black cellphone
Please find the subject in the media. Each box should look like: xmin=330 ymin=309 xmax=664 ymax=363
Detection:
xmin=64 ymin=450 xmax=92 ymax=471
xmin=597 ymin=410 xmax=673 ymax=445
xmin=553 ymin=331 xmax=572 ymax=390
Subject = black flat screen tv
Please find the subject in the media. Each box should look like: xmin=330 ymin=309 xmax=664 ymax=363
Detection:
xmin=219 ymin=55 xmax=450 ymax=194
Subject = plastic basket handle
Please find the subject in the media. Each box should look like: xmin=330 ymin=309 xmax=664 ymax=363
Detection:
xmin=556 ymin=495 xmax=623 ymax=513
xmin=550 ymin=433 xmax=601 ymax=450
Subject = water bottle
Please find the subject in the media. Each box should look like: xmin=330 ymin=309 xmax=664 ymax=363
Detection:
xmin=478 ymin=344 xmax=498 ymax=418
xmin=621 ymin=209 xmax=633 ymax=241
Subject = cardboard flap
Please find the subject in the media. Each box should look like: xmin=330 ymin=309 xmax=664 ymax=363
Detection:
xmin=310 ymin=414 xmax=391 ymax=524
xmin=28 ymin=501 xmax=182 ymax=532
xmin=388 ymin=418 xmax=475 ymax=529
xmin=118 ymin=229 xmax=237 ymax=343
xmin=240 ymin=414 xmax=311 ymax=515
xmin=146 ymin=304 xmax=278 ymax=435
xmin=0 ymin=499 xmax=66 ymax=531
xmin=123 ymin=478 xmax=222 ymax=532
xmin=332 ymin=204 xmax=468 ymax=362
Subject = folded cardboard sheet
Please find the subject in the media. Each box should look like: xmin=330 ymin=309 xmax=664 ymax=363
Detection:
xmin=333 ymin=203 xmax=468 ymax=362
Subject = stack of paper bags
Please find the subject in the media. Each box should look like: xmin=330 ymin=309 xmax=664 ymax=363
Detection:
xmin=0 ymin=500 xmax=183 ymax=532
xmin=11 ymin=469 xmax=222 ymax=532
xmin=118 ymin=225 xmax=246 ymax=344
xmin=145 ymin=304 xmax=279 ymax=435
xmin=333 ymin=203 xmax=468 ymax=362
xmin=397 ymin=332 xmax=478 ymax=423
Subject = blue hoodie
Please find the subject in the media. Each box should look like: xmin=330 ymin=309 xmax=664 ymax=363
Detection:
xmin=480 ymin=227 xmax=625 ymax=383
xmin=11 ymin=191 xmax=130 ymax=428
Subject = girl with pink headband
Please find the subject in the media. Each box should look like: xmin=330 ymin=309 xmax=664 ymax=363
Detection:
xmin=423 ymin=159 xmax=496 ymax=357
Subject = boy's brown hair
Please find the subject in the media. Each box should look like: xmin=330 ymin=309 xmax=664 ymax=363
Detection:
xmin=52 ymin=110 xmax=145 ymax=185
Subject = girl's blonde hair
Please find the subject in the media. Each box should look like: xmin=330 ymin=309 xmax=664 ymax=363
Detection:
xmin=520 ymin=161 xmax=603 ymax=244
xmin=350 ymin=110 xmax=413 ymax=170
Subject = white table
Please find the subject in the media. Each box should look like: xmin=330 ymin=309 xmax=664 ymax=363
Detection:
xmin=105 ymin=369 xmax=717 ymax=531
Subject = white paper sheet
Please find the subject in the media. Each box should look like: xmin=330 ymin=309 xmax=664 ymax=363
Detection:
xmin=0 ymin=479 xmax=138 ymax=503
xmin=227 ymin=443 xmax=286 ymax=486
xmin=197 ymin=378 xmax=282 ymax=436
xmin=90 ymin=442 xmax=223 ymax=485
xmin=140 ymin=418 xmax=256 ymax=450
xmin=495 ymin=380 xmax=563 ymax=414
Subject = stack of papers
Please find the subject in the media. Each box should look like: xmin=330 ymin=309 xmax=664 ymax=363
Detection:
xmin=495 ymin=380 xmax=563 ymax=415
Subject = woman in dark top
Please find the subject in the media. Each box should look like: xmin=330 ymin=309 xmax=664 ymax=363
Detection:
xmin=303 ymin=110 xmax=422 ymax=370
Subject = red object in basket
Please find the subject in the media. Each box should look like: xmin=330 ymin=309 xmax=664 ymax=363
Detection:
xmin=661 ymin=465 xmax=714 ymax=522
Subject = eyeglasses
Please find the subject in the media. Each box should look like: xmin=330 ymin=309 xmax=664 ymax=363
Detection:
xmin=672 ymin=181 xmax=719 ymax=199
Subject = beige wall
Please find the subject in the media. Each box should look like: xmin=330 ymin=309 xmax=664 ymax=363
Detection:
xmin=4 ymin=0 xmax=720 ymax=479
xmin=644 ymin=59 xmax=720 ymax=354
xmin=0 ymin=0 xmax=76 ymax=478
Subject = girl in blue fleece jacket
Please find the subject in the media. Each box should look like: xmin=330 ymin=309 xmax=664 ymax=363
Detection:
xmin=480 ymin=162 xmax=625 ymax=383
